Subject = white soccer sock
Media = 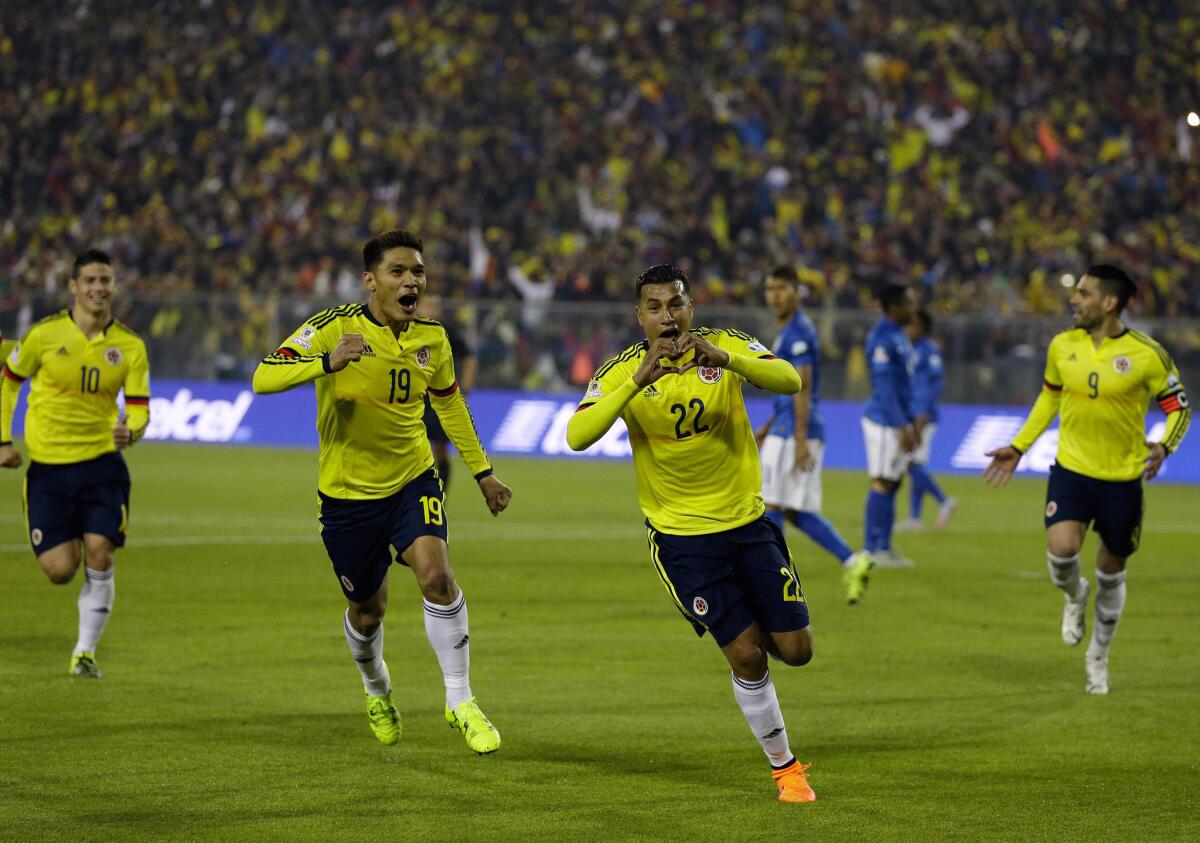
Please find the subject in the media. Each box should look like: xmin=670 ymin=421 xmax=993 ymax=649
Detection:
xmin=74 ymin=566 xmax=114 ymax=656
xmin=343 ymin=610 xmax=391 ymax=697
xmin=424 ymin=592 xmax=472 ymax=710
xmin=1087 ymin=570 xmax=1127 ymax=659
xmin=731 ymin=671 xmax=794 ymax=767
xmin=1047 ymin=552 xmax=1085 ymax=600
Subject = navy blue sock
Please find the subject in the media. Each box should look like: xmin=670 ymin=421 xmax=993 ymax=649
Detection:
xmin=909 ymin=468 xmax=928 ymax=520
xmin=792 ymin=511 xmax=853 ymax=564
xmin=765 ymin=509 xmax=785 ymax=530
xmin=911 ymin=464 xmax=946 ymax=506
xmin=864 ymin=490 xmax=887 ymax=551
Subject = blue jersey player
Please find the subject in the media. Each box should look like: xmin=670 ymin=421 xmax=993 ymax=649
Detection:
xmin=897 ymin=310 xmax=957 ymax=531
xmin=861 ymin=284 xmax=918 ymax=568
xmin=756 ymin=266 xmax=874 ymax=604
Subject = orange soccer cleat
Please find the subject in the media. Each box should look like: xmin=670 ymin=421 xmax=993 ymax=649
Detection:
xmin=771 ymin=759 xmax=816 ymax=803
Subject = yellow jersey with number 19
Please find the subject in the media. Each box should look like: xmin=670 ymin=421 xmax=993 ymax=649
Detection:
xmin=253 ymin=303 xmax=492 ymax=500
xmin=1012 ymin=328 xmax=1190 ymax=481
xmin=575 ymin=328 xmax=780 ymax=536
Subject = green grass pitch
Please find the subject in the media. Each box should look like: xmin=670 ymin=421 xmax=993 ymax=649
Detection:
xmin=1 ymin=445 xmax=1197 ymax=841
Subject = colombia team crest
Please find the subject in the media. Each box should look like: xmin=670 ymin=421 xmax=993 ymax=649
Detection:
xmin=105 ymin=347 xmax=123 ymax=366
xmin=1112 ymin=355 xmax=1132 ymax=375
xmin=692 ymin=596 xmax=709 ymax=616
xmin=697 ymin=366 xmax=722 ymax=384
xmin=415 ymin=347 xmax=430 ymax=368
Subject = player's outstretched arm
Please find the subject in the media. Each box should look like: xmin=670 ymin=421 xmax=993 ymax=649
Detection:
xmin=252 ymin=332 xmax=363 ymax=394
xmin=0 ymin=364 xmax=25 ymax=468
xmin=982 ymin=445 xmax=1022 ymax=487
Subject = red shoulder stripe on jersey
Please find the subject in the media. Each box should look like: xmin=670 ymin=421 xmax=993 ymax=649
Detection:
xmin=275 ymin=347 xmax=300 ymax=358
xmin=2 ymin=366 xmax=25 ymax=383
xmin=428 ymin=382 xmax=458 ymax=397
xmin=124 ymin=396 xmax=150 ymax=406
xmin=1160 ymin=395 xmax=1183 ymax=414
xmin=575 ymin=402 xmax=596 ymax=412
xmin=757 ymin=354 xmax=778 ymax=360
xmin=1044 ymin=380 xmax=1063 ymax=392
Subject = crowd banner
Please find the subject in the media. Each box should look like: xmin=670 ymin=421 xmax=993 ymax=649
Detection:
xmin=10 ymin=381 xmax=1193 ymax=483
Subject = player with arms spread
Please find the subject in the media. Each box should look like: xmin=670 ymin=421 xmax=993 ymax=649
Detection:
xmin=567 ymin=264 xmax=816 ymax=804
xmin=0 ymin=249 xmax=151 ymax=678
xmin=756 ymin=265 xmax=874 ymax=604
xmin=253 ymin=229 xmax=512 ymax=752
xmin=983 ymin=265 xmax=1189 ymax=694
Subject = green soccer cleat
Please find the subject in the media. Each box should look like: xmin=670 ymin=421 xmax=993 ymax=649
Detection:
xmin=69 ymin=652 xmax=102 ymax=679
xmin=842 ymin=552 xmax=875 ymax=605
xmin=365 ymin=689 xmax=402 ymax=746
xmin=445 ymin=697 xmax=501 ymax=755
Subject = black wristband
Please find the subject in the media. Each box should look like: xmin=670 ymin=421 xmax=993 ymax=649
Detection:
xmin=1011 ymin=444 xmax=1024 ymax=455
xmin=321 ymin=352 xmax=332 ymax=374
xmin=474 ymin=468 xmax=494 ymax=482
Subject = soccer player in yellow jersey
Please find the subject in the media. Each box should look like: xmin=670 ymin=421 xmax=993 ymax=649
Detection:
xmin=566 ymin=264 xmax=816 ymax=804
xmin=0 ymin=249 xmax=151 ymax=679
xmin=984 ymin=265 xmax=1190 ymax=694
xmin=253 ymin=229 xmax=511 ymax=753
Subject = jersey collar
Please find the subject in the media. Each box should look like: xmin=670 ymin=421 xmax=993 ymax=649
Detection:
xmin=360 ymin=303 xmax=411 ymax=333
xmin=68 ymin=309 xmax=114 ymax=338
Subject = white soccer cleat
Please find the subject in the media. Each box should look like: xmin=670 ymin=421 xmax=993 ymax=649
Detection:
xmin=872 ymin=548 xmax=915 ymax=569
xmin=1085 ymin=653 xmax=1110 ymax=695
xmin=893 ymin=518 xmax=922 ymax=533
xmin=934 ymin=498 xmax=958 ymax=530
xmin=1061 ymin=579 xmax=1090 ymax=646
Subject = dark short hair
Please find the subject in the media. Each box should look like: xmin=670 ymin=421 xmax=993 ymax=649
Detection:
xmin=878 ymin=283 xmax=910 ymax=311
xmin=635 ymin=264 xmax=689 ymax=301
xmin=915 ymin=310 xmax=932 ymax=333
xmin=363 ymin=229 xmax=424 ymax=273
xmin=72 ymin=249 xmax=112 ymax=276
xmin=1086 ymin=263 xmax=1135 ymax=312
xmin=768 ymin=265 xmax=800 ymax=286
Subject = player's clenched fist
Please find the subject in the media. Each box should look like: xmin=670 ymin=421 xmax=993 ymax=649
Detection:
xmin=0 ymin=443 xmax=22 ymax=468
xmin=479 ymin=474 xmax=513 ymax=516
xmin=329 ymin=333 xmax=367 ymax=372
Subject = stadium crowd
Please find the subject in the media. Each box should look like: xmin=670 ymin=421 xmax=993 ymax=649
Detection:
xmin=3 ymin=1 xmax=1199 ymax=337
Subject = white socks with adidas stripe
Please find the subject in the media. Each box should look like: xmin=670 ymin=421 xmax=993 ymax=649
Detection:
xmin=74 ymin=566 xmax=114 ymax=656
xmin=1047 ymin=552 xmax=1085 ymax=600
xmin=732 ymin=671 xmax=794 ymax=767
xmin=343 ymin=610 xmax=391 ymax=697
xmin=1088 ymin=569 xmax=1127 ymax=659
xmin=424 ymin=592 xmax=472 ymax=710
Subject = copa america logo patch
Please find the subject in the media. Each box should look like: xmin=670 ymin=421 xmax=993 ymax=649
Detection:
xmin=692 ymin=596 xmax=709 ymax=616
xmin=340 ymin=575 xmax=355 ymax=592
xmin=1112 ymin=355 xmax=1132 ymax=375
xmin=416 ymin=347 xmax=430 ymax=368
xmin=30 ymin=528 xmax=42 ymax=545
xmin=697 ymin=366 xmax=722 ymax=384
xmin=1046 ymin=501 xmax=1058 ymax=518
xmin=105 ymin=347 xmax=123 ymax=366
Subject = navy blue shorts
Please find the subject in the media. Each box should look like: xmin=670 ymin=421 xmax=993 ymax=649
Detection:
xmin=24 ymin=452 xmax=131 ymax=554
xmin=1045 ymin=463 xmax=1144 ymax=557
xmin=319 ymin=469 xmax=448 ymax=602
xmin=646 ymin=515 xmax=810 ymax=648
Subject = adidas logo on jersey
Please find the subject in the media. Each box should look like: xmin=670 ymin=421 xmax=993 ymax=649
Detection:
xmin=643 ymin=385 xmax=660 ymax=398
xmin=56 ymin=346 xmax=69 ymax=356
xmin=361 ymin=344 xmax=376 ymax=358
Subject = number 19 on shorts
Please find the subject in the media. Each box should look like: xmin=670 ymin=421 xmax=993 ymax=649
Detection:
xmin=420 ymin=495 xmax=444 ymax=525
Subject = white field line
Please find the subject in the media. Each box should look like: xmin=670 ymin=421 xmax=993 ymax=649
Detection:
xmin=0 ymin=525 xmax=643 ymax=553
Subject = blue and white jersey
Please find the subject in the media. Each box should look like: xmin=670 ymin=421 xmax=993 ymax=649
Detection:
xmin=911 ymin=336 xmax=944 ymax=424
xmin=768 ymin=310 xmax=824 ymax=441
xmin=863 ymin=317 xmax=915 ymax=428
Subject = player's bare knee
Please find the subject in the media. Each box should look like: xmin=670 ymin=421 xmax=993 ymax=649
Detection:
xmin=418 ymin=569 xmax=459 ymax=604
xmin=45 ymin=565 xmax=77 ymax=585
